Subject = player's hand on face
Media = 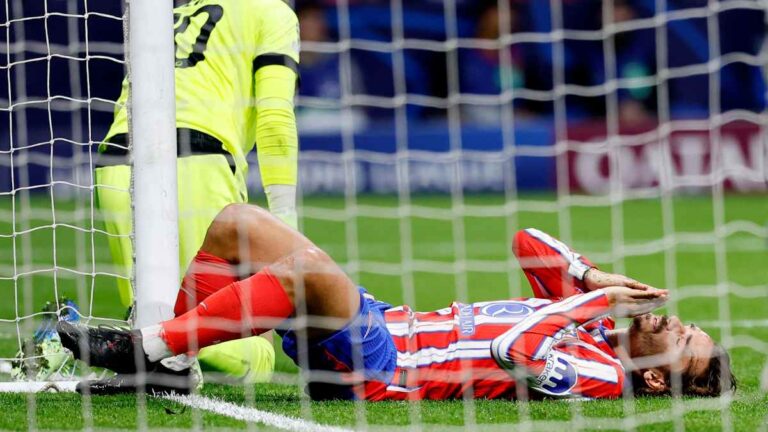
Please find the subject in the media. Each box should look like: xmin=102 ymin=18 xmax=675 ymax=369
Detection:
xmin=603 ymin=286 xmax=668 ymax=318
xmin=584 ymin=268 xmax=656 ymax=292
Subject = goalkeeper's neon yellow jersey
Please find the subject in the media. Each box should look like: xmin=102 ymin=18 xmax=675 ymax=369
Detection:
xmin=104 ymin=0 xmax=300 ymax=183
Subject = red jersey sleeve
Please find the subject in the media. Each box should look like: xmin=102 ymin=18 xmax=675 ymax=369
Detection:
xmin=490 ymin=291 xmax=624 ymax=399
xmin=513 ymin=228 xmax=596 ymax=301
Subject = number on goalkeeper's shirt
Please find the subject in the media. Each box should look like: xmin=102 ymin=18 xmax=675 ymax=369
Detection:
xmin=104 ymin=0 xmax=300 ymax=160
xmin=173 ymin=4 xmax=223 ymax=69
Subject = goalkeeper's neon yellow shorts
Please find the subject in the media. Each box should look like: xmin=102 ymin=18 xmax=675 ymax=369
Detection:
xmin=95 ymin=154 xmax=275 ymax=382
xmin=95 ymin=154 xmax=246 ymax=305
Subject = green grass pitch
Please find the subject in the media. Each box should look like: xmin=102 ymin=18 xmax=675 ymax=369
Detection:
xmin=0 ymin=193 xmax=766 ymax=430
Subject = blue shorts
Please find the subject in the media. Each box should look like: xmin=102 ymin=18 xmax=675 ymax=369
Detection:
xmin=279 ymin=288 xmax=397 ymax=400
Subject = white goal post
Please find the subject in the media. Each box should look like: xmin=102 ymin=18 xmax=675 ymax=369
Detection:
xmin=127 ymin=0 xmax=179 ymax=329
xmin=0 ymin=0 xmax=179 ymax=390
xmin=0 ymin=0 xmax=766 ymax=430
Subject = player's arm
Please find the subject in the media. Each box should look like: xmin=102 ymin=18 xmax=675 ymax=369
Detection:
xmin=513 ymin=228 xmax=655 ymax=299
xmin=512 ymin=228 xmax=596 ymax=299
xmin=583 ymin=268 xmax=656 ymax=292
xmin=491 ymin=288 xmax=667 ymax=398
xmin=253 ymin=1 xmax=300 ymax=229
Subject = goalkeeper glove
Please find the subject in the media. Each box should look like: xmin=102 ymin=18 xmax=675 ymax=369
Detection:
xmin=265 ymin=184 xmax=298 ymax=229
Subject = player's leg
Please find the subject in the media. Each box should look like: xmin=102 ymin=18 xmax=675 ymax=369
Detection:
xmin=171 ymin=200 xmax=315 ymax=318
xmin=159 ymin=203 xmax=359 ymax=356
xmin=58 ymin=204 xmax=358 ymax=364
xmin=158 ymin=206 xmax=394 ymax=399
xmin=198 ymin=202 xmax=313 ymax=267
xmin=512 ymin=228 xmax=596 ymax=300
xmin=58 ymin=203 xmax=396 ymax=397
xmin=94 ymin=164 xmax=134 ymax=307
xmin=173 ymin=154 xmax=245 ymax=314
xmin=95 ymin=158 xmax=251 ymax=310
xmin=95 ymin=155 xmax=257 ymax=311
xmin=175 ymin=154 xmax=275 ymax=383
xmin=94 ymin=157 xmax=246 ymax=310
xmin=173 ymin=251 xmax=276 ymax=383
xmin=95 ymin=157 xmax=275 ymax=382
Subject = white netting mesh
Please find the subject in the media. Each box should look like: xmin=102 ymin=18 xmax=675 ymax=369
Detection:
xmin=0 ymin=0 xmax=127 ymax=379
xmin=1 ymin=0 xmax=767 ymax=430
xmin=286 ymin=0 xmax=768 ymax=429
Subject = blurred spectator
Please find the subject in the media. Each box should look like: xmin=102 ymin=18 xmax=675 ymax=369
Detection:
xmin=296 ymin=5 xmax=368 ymax=133
xmin=458 ymin=3 xmax=531 ymax=125
xmin=611 ymin=0 xmax=657 ymax=126
xmin=718 ymin=5 xmax=766 ymax=114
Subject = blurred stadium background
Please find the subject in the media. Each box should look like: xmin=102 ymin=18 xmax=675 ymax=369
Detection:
xmin=3 ymin=0 xmax=768 ymax=196
xmin=1 ymin=0 xmax=767 ymax=429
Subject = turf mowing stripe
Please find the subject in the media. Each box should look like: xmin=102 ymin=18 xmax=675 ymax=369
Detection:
xmin=163 ymin=394 xmax=351 ymax=432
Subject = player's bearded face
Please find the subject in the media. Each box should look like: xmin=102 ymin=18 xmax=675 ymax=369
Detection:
xmin=627 ymin=313 xmax=714 ymax=391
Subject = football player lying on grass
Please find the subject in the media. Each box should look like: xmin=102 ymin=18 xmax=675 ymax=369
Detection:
xmin=58 ymin=203 xmax=736 ymax=400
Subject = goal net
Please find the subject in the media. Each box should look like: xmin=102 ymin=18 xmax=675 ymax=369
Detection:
xmin=1 ymin=0 xmax=177 ymax=396
xmin=291 ymin=0 xmax=767 ymax=428
xmin=0 ymin=0 xmax=129 ymax=385
xmin=1 ymin=0 xmax=767 ymax=429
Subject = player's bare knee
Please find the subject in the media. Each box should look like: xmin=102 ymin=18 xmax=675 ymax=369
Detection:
xmin=271 ymin=247 xmax=333 ymax=292
xmin=207 ymin=204 xmax=240 ymax=240
xmin=295 ymin=247 xmax=357 ymax=315
xmin=292 ymin=246 xmax=334 ymax=274
xmin=202 ymin=203 xmax=250 ymax=257
xmin=266 ymin=253 xmax=313 ymax=304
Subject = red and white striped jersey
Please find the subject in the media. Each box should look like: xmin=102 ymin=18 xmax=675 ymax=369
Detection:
xmin=371 ymin=290 xmax=624 ymax=401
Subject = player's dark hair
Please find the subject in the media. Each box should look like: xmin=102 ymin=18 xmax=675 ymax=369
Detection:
xmin=631 ymin=343 xmax=737 ymax=397
xmin=681 ymin=343 xmax=737 ymax=397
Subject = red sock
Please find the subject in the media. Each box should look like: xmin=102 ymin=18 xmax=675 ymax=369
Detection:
xmin=174 ymin=250 xmax=239 ymax=316
xmin=161 ymin=268 xmax=294 ymax=355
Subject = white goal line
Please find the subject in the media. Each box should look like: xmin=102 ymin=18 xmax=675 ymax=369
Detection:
xmin=0 ymin=382 xmax=349 ymax=432
xmin=162 ymin=394 xmax=351 ymax=432
xmin=0 ymin=380 xmax=79 ymax=393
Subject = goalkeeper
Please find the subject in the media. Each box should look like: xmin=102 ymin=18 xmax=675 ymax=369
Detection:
xmin=95 ymin=0 xmax=301 ymax=382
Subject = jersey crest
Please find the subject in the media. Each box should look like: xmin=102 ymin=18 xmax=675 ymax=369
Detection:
xmin=535 ymin=353 xmax=578 ymax=396
xmin=479 ymin=302 xmax=535 ymax=319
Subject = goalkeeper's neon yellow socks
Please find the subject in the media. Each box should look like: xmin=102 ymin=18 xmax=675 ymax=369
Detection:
xmin=197 ymin=336 xmax=275 ymax=383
